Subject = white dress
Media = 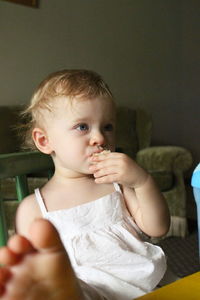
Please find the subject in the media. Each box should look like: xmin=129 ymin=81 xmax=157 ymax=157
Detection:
xmin=34 ymin=183 xmax=166 ymax=300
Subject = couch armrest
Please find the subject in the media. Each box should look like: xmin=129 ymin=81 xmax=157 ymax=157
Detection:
xmin=136 ymin=146 xmax=193 ymax=172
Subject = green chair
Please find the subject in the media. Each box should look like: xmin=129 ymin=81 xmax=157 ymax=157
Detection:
xmin=0 ymin=151 xmax=54 ymax=246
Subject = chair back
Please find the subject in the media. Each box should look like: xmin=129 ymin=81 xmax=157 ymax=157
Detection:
xmin=0 ymin=151 xmax=54 ymax=246
xmin=116 ymin=107 xmax=152 ymax=158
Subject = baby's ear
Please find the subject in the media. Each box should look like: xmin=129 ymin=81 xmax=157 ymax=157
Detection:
xmin=32 ymin=128 xmax=53 ymax=154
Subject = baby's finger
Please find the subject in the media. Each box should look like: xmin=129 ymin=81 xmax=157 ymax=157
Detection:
xmin=94 ymin=174 xmax=118 ymax=184
xmin=92 ymin=165 xmax=118 ymax=178
xmin=89 ymin=161 xmax=111 ymax=173
xmin=91 ymin=153 xmax=110 ymax=162
xmin=90 ymin=156 xmax=120 ymax=171
xmin=91 ymin=151 xmax=121 ymax=162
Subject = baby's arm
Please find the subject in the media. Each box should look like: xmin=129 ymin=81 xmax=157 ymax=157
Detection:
xmin=15 ymin=194 xmax=43 ymax=237
xmin=90 ymin=152 xmax=170 ymax=237
xmin=122 ymin=176 xmax=170 ymax=237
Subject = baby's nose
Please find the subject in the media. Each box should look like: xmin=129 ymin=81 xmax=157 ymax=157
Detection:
xmin=89 ymin=130 xmax=105 ymax=146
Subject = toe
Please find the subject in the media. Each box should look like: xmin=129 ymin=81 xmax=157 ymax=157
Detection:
xmin=8 ymin=235 xmax=36 ymax=255
xmin=0 ymin=283 xmax=6 ymax=297
xmin=0 ymin=267 xmax=12 ymax=284
xmin=29 ymin=219 xmax=65 ymax=252
xmin=0 ymin=247 xmax=22 ymax=266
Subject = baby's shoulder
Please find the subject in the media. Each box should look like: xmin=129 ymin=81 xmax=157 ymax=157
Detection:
xmin=15 ymin=193 xmax=43 ymax=236
xmin=18 ymin=193 xmax=40 ymax=211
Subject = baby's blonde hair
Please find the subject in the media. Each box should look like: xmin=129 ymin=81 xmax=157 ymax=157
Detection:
xmin=20 ymin=69 xmax=114 ymax=150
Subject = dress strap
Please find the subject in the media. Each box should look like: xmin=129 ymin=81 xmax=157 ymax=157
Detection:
xmin=34 ymin=188 xmax=48 ymax=216
xmin=113 ymin=182 xmax=122 ymax=193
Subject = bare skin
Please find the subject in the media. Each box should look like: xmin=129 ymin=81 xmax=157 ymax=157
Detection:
xmin=0 ymin=219 xmax=84 ymax=300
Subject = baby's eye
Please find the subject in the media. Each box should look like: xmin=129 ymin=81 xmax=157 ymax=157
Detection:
xmin=104 ymin=124 xmax=114 ymax=132
xmin=76 ymin=123 xmax=89 ymax=131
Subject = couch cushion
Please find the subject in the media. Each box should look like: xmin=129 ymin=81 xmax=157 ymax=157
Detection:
xmin=150 ymin=171 xmax=174 ymax=192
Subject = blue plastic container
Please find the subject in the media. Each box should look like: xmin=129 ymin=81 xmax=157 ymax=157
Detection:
xmin=191 ymin=163 xmax=200 ymax=258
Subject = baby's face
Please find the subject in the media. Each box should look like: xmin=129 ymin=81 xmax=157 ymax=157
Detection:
xmin=44 ymin=96 xmax=116 ymax=177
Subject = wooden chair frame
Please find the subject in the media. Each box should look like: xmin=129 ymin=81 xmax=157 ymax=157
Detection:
xmin=0 ymin=151 xmax=54 ymax=246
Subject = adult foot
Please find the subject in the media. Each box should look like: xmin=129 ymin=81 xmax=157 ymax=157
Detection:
xmin=0 ymin=219 xmax=83 ymax=300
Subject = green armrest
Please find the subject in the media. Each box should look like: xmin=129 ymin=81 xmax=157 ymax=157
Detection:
xmin=136 ymin=146 xmax=193 ymax=173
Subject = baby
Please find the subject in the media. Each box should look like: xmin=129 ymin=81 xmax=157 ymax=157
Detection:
xmin=0 ymin=69 xmax=170 ymax=300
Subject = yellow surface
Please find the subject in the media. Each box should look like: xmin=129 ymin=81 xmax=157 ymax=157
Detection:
xmin=135 ymin=272 xmax=200 ymax=300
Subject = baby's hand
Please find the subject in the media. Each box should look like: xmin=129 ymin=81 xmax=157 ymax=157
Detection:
xmin=89 ymin=152 xmax=148 ymax=188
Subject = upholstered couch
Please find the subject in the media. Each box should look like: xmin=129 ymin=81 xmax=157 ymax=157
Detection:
xmin=0 ymin=106 xmax=193 ymax=239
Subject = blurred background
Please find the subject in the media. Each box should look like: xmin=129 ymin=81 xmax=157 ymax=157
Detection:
xmin=0 ymin=0 xmax=199 ymax=167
